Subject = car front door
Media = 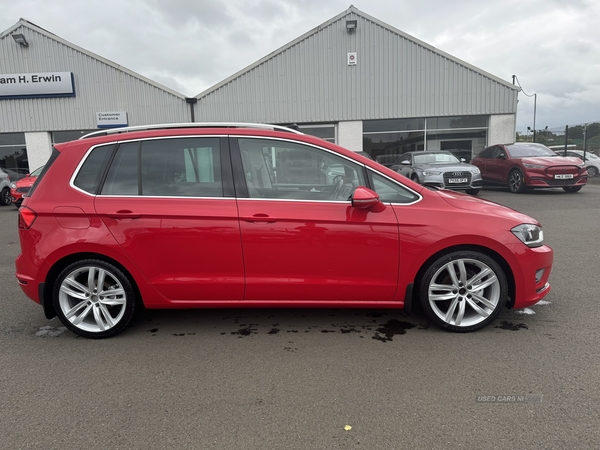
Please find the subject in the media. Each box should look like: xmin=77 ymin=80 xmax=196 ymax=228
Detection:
xmin=94 ymin=136 xmax=244 ymax=302
xmin=233 ymin=137 xmax=400 ymax=302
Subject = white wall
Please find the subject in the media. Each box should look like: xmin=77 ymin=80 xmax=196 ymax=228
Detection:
xmin=24 ymin=132 xmax=52 ymax=171
xmin=337 ymin=121 xmax=363 ymax=152
xmin=488 ymin=114 xmax=516 ymax=146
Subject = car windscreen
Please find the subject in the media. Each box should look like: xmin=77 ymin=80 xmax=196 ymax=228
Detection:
xmin=507 ymin=145 xmax=556 ymax=158
xmin=414 ymin=153 xmax=460 ymax=165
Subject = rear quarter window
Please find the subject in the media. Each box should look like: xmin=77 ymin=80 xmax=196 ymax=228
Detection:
xmin=73 ymin=144 xmax=115 ymax=194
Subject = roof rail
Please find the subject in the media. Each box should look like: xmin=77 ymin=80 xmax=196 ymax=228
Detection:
xmin=79 ymin=122 xmax=304 ymax=139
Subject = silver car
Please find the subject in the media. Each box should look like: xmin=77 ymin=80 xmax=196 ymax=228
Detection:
xmin=0 ymin=167 xmax=13 ymax=206
xmin=390 ymin=151 xmax=483 ymax=195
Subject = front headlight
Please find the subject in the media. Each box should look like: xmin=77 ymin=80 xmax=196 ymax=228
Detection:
xmin=511 ymin=224 xmax=544 ymax=248
xmin=522 ymin=163 xmax=546 ymax=169
xmin=471 ymin=167 xmax=480 ymax=174
xmin=422 ymin=170 xmax=442 ymax=176
xmin=9 ymin=182 xmax=16 ymax=189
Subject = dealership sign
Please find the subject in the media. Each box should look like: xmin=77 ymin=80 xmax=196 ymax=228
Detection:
xmin=0 ymin=72 xmax=75 ymax=99
xmin=96 ymin=111 xmax=128 ymax=128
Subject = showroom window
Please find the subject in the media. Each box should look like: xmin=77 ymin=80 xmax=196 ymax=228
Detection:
xmin=52 ymin=130 xmax=99 ymax=143
xmin=363 ymin=116 xmax=488 ymax=164
xmin=297 ymin=124 xmax=336 ymax=143
xmin=0 ymin=132 xmax=28 ymax=173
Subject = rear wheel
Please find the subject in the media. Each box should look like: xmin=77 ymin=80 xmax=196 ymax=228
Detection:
xmin=0 ymin=187 xmax=11 ymax=206
xmin=508 ymin=169 xmax=526 ymax=193
xmin=53 ymin=259 xmax=136 ymax=339
xmin=419 ymin=251 xmax=508 ymax=332
xmin=563 ymin=186 xmax=582 ymax=193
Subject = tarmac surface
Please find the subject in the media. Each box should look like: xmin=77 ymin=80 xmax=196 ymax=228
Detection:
xmin=1 ymin=181 xmax=599 ymax=449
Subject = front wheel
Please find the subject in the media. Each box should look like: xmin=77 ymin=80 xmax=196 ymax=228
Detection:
xmin=411 ymin=174 xmax=420 ymax=184
xmin=419 ymin=251 xmax=508 ymax=332
xmin=53 ymin=259 xmax=136 ymax=338
xmin=508 ymin=169 xmax=526 ymax=193
xmin=563 ymin=186 xmax=582 ymax=193
xmin=0 ymin=187 xmax=11 ymax=206
xmin=587 ymin=166 xmax=598 ymax=177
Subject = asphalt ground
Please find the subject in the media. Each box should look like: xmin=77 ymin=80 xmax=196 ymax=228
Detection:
xmin=1 ymin=180 xmax=599 ymax=449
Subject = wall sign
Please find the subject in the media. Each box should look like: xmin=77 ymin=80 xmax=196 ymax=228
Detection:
xmin=347 ymin=52 xmax=357 ymax=66
xmin=96 ymin=111 xmax=128 ymax=128
xmin=0 ymin=72 xmax=75 ymax=99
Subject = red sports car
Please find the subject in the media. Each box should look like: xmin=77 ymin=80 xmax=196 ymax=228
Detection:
xmin=15 ymin=124 xmax=553 ymax=338
xmin=10 ymin=166 xmax=44 ymax=208
xmin=471 ymin=143 xmax=587 ymax=193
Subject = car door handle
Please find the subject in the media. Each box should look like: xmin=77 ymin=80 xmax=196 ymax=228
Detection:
xmin=241 ymin=214 xmax=278 ymax=223
xmin=107 ymin=210 xmax=142 ymax=220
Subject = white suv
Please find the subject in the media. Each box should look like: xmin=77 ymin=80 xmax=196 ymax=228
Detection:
xmin=0 ymin=168 xmax=13 ymax=206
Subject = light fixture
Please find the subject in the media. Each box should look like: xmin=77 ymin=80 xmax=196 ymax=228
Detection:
xmin=12 ymin=33 xmax=28 ymax=47
xmin=346 ymin=20 xmax=357 ymax=34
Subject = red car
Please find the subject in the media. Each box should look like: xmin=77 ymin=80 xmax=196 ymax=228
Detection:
xmin=471 ymin=142 xmax=587 ymax=193
xmin=15 ymin=124 xmax=553 ymax=338
xmin=10 ymin=166 xmax=44 ymax=208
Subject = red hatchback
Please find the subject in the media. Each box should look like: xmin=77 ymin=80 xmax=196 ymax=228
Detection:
xmin=471 ymin=142 xmax=587 ymax=193
xmin=10 ymin=166 xmax=44 ymax=208
xmin=15 ymin=124 xmax=554 ymax=338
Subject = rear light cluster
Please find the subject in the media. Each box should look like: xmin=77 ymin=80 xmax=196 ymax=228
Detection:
xmin=18 ymin=207 xmax=37 ymax=229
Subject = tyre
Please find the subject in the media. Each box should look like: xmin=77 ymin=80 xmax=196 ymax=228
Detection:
xmin=411 ymin=174 xmax=420 ymax=184
xmin=465 ymin=189 xmax=479 ymax=195
xmin=0 ymin=187 xmax=11 ymax=206
xmin=508 ymin=169 xmax=526 ymax=193
xmin=419 ymin=251 xmax=508 ymax=332
xmin=53 ymin=259 xmax=136 ymax=338
xmin=563 ymin=186 xmax=582 ymax=193
xmin=587 ymin=166 xmax=598 ymax=177
xmin=13 ymin=200 xmax=22 ymax=209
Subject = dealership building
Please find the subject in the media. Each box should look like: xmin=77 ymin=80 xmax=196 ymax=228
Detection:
xmin=0 ymin=6 xmax=518 ymax=173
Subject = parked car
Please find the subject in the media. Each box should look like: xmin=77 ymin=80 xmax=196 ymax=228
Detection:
xmin=471 ymin=143 xmax=588 ymax=193
xmin=16 ymin=123 xmax=553 ymax=338
xmin=389 ymin=150 xmax=482 ymax=195
xmin=3 ymin=167 xmax=30 ymax=183
xmin=10 ymin=166 xmax=44 ymax=208
xmin=0 ymin=167 xmax=12 ymax=206
xmin=554 ymin=150 xmax=600 ymax=178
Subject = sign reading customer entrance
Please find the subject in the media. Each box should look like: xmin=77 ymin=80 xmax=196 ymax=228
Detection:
xmin=96 ymin=111 xmax=128 ymax=128
xmin=0 ymin=72 xmax=75 ymax=99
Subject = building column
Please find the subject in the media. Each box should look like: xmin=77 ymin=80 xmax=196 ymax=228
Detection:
xmin=24 ymin=132 xmax=53 ymax=171
xmin=337 ymin=121 xmax=363 ymax=152
xmin=488 ymin=114 xmax=516 ymax=146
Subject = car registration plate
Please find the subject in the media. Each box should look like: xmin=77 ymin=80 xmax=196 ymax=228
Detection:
xmin=448 ymin=178 xmax=468 ymax=183
xmin=554 ymin=174 xmax=573 ymax=179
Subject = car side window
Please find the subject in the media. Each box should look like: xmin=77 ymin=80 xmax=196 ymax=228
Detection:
xmin=73 ymin=144 xmax=114 ymax=194
xmin=370 ymin=172 xmax=420 ymax=204
xmin=238 ymin=138 xmax=365 ymax=201
xmin=101 ymin=138 xmax=223 ymax=197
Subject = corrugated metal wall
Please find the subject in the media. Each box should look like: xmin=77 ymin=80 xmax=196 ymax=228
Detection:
xmin=195 ymin=11 xmax=518 ymax=123
xmin=0 ymin=23 xmax=189 ymax=132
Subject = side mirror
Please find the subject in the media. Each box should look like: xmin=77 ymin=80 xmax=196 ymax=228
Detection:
xmin=460 ymin=158 xmax=466 ymax=163
xmin=401 ymin=160 xmax=410 ymax=165
xmin=351 ymin=186 xmax=381 ymax=209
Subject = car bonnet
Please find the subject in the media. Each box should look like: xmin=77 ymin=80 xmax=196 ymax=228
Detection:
xmin=435 ymin=189 xmax=540 ymax=224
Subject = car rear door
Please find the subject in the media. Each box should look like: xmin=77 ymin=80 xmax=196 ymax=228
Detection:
xmin=94 ymin=136 xmax=244 ymax=302
xmin=232 ymin=136 xmax=400 ymax=302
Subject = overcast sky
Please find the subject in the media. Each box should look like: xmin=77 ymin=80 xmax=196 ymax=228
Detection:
xmin=2 ymin=0 xmax=599 ymax=133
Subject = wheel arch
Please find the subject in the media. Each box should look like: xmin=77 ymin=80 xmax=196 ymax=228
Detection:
xmin=412 ymin=244 xmax=516 ymax=309
xmin=43 ymin=252 xmax=143 ymax=318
